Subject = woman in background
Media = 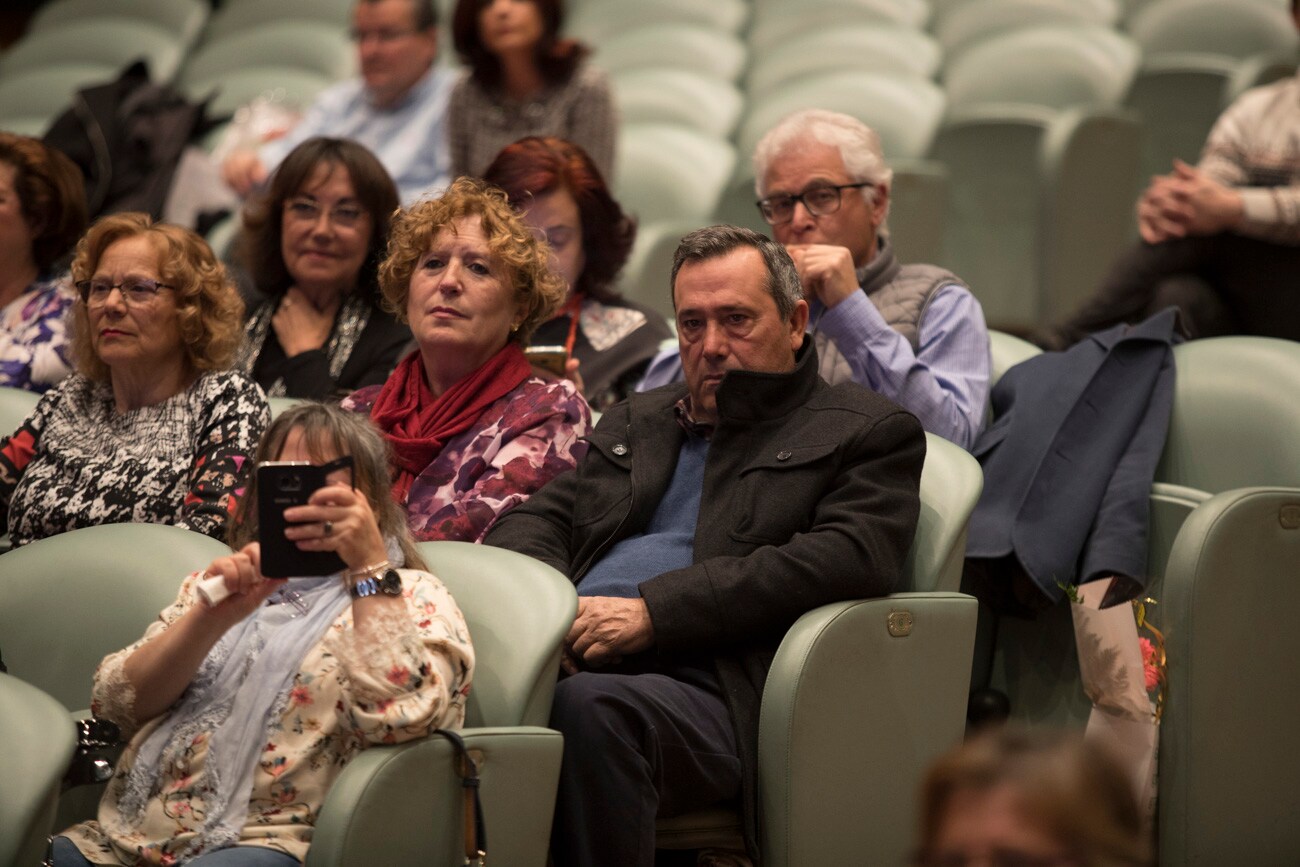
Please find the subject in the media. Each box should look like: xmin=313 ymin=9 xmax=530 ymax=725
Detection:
xmin=484 ymin=136 xmax=670 ymax=410
xmin=235 ymin=137 xmax=410 ymax=400
xmin=345 ymin=176 xmax=589 ymax=542
xmin=0 ymin=213 xmax=266 ymax=546
xmin=0 ymin=132 xmax=88 ymax=392
xmin=448 ymin=0 xmax=617 ymax=180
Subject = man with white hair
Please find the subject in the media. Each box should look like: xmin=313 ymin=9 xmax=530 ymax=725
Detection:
xmin=640 ymin=109 xmax=990 ymax=449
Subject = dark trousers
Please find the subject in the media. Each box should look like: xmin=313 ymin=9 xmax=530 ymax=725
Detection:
xmin=549 ymin=669 xmax=742 ymax=867
xmin=1041 ymin=233 xmax=1300 ymax=349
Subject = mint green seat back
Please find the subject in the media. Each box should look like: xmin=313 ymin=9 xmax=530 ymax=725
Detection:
xmin=942 ymin=25 xmax=1139 ymax=111
xmin=29 ymin=0 xmax=208 ymax=45
xmin=0 ymin=386 xmax=39 ymax=439
xmin=615 ymin=124 xmax=736 ymax=224
xmin=748 ymin=0 xmax=931 ymax=52
xmin=0 ymin=524 xmax=230 ymax=711
xmin=202 ymin=0 xmax=353 ymax=43
xmin=746 ymin=25 xmax=942 ymax=99
xmin=1158 ymin=486 xmax=1300 ymax=864
xmin=0 ymin=20 xmax=184 ymax=83
xmin=565 ymin=0 xmax=748 ymax=41
xmin=599 ymin=24 xmax=746 ymax=81
xmin=416 ymin=541 xmax=576 ymax=727
xmin=1127 ymin=0 xmax=1299 ymax=60
xmin=937 ymin=0 xmax=1120 ymax=62
xmin=179 ymin=22 xmax=354 ymax=85
xmin=0 ymin=675 xmax=76 ymax=867
xmin=611 ymin=69 xmax=743 ymax=139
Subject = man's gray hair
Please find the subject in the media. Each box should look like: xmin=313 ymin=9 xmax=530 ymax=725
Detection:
xmin=670 ymin=225 xmax=803 ymax=320
xmin=752 ymin=109 xmax=894 ymax=217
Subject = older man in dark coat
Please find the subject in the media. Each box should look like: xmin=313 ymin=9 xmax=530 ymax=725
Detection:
xmin=484 ymin=225 xmax=925 ymax=866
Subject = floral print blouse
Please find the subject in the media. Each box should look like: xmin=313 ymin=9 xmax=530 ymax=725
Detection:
xmin=0 ymin=273 xmax=75 ymax=393
xmin=60 ymin=568 xmax=474 ymax=865
xmin=0 ymin=370 xmax=268 ymax=546
xmin=345 ymin=375 xmax=591 ymax=542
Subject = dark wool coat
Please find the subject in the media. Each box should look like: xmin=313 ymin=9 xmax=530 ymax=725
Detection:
xmin=485 ymin=340 xmax=925 ymax=859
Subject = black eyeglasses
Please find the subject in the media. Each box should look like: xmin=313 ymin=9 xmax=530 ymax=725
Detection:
xmin=756 ymin=182 xmax=874 ymax=226
xmin=76 ymin=277 xmax=174 ymax=307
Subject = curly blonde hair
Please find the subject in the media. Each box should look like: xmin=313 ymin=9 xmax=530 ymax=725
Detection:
xmin=379 ymin=176 xmax=567 ymax=345
xmin=69 ymin=213 xmax=244 ymax=383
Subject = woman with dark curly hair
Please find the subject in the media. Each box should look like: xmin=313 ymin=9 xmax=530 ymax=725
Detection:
xmin=484 ymin=136 xmax=671 ymax=409
xmin=235 ymin=137 xmax=411 ymax=400
xmin=448 ymin=0 xmax=617 ymax=180
xmin=0 ymin=213 xmax=268 ymax=546
xmin=343 ymin=175 xmax=590 ymax=542
xmin=0 ymin=132 xmax=88 ymax=393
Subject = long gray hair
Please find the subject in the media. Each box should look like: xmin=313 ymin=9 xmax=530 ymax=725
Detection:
xmin=229 ymin=402 xmax=425 ymax=571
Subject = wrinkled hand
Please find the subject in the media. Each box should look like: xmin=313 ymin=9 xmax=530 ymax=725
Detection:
xmin=222 ymin=150 xmax=269 ymax=197
xmin=283 ymin=481 xmax=389 ymax=573
xmin=565 ymin=596 xmax=655 ymax=668
xmin=1137 ymin=160 xmax=1243 ymax=244
xmin=199 ymin=543 xmax=282 ymax=628
xmin=785 ymin=243 xmax=859 ymax=308
xmin=272 ymin=287 xmax=336 ymax=357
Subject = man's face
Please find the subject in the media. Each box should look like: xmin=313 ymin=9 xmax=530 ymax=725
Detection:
xmin=674 ymin=247 xmax=809 ymax=425
xmin=353 ymin=0 xmax=437 ymax=108
xmin=761 ymin=141 xmax=887 ymax=269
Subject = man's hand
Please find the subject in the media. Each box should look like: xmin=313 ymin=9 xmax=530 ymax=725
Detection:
xmin=565 ymin=596 xmax=655 ymax=668
xmin=785 ymin=243 xmax=859 ymax=308
xmin=1137 ymin=160 xmax=1244 ymax=244
xmin=222 ymin=150 xmax=269 ymax=197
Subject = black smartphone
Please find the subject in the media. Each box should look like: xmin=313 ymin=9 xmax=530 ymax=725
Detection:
xmin=257 ymin=461 xmax=346 ymax=578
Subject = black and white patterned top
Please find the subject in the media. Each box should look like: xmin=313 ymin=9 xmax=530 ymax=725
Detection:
xmin=0 ymin=370 xmax=269 ymax=547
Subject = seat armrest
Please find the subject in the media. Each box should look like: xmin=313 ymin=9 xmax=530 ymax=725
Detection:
xmin=757 ymin=592 xmax=977 ymax=867
xmin=307 ymin=726 xmax=563 ymax=867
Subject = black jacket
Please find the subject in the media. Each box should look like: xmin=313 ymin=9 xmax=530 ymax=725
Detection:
xmin=485 ymin=340 xmax=925 ymax=858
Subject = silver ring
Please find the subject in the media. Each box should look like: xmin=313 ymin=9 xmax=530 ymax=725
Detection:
xmin=322 ymin=520 xmax=333 ymax=536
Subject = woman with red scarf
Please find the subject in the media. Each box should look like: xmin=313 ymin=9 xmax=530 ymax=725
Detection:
xmin=343 ymin=176 xmax=590 ymax=542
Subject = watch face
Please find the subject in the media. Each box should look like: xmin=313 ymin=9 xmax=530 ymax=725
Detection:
xmin=378 ymin=569 xmax=403 ymax=596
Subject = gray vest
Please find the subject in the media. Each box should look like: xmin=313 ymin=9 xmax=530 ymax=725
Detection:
xmin=815 ymin=235 xmax=966 ymax=385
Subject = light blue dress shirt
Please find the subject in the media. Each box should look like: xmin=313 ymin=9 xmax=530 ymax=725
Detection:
xmin=259 ymin=66 xmax=454 ymax=205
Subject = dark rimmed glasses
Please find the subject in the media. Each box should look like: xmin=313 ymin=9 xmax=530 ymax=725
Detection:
xmin=75 ymin=277 xmax=174 ymax=308
xmin=756 ymin=181 xmax=875 ymax=226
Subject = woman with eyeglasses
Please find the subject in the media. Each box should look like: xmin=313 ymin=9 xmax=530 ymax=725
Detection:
xmin=0 ymin=212 xmax=268 ymax=547
xmin=51 ymin=402 xmax=473 ymax=867
xmin=0 ymin=132 xmax=88 ymax=393
xmin=343 ymin=176 xmax=589 ymax=542
xmin=234 ymin=137 xmax=412 ymax=400
xmin=447 ymin=0 xmax=617 ymax=181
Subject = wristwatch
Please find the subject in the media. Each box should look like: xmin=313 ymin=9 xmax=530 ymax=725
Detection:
xmin=351 ymin=566 xmax=402 ymax=598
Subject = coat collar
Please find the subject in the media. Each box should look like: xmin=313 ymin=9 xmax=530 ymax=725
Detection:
xmin=713 ymin=335 xmax=820 ymax=424
xmin=1085 ymin=306 xmax=1183 ymax=351
xmin=854 ymin=235 xmax=901 ymax=296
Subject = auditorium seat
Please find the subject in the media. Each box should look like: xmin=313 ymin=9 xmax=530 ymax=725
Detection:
xmin=1126 ymin=0 xmax=1299 ymax=61
xmin=597 ymin=24 xmax=746 ymax=82
xmin=611 ymin=68 xmax=743 ymax=140
xmin=307 ymin=540 xmax=576 ymax=867
xmin=745 ymin=24 xmax=943 ymax=99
